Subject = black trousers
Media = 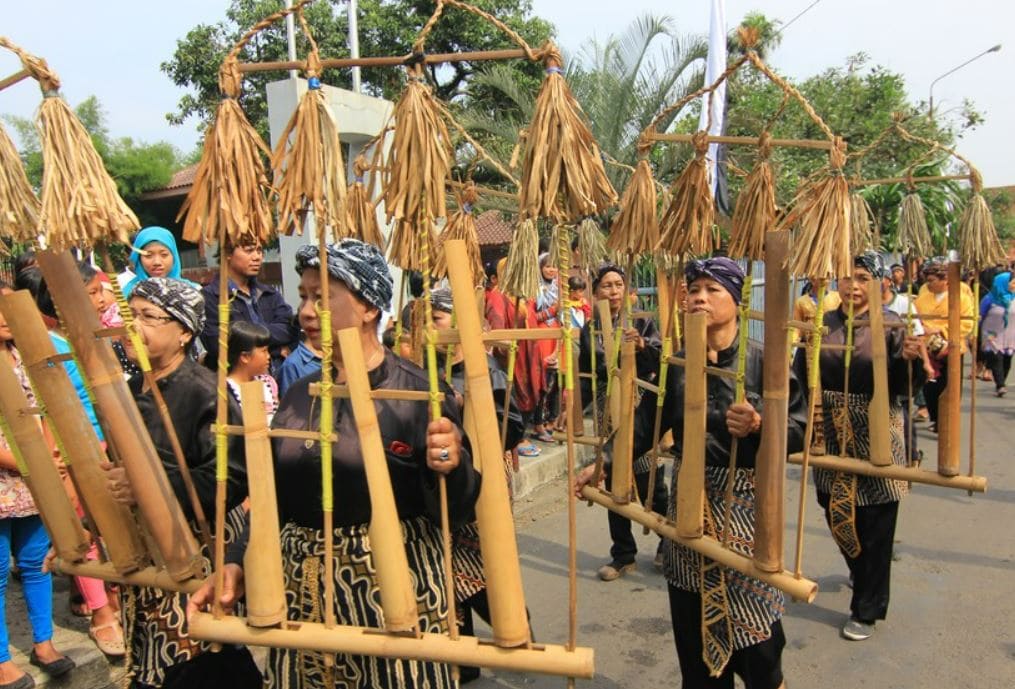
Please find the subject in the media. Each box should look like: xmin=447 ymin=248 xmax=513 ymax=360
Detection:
xmin=668 ymin=586 xmax=786 ymax=689
xmin=924 ymin=354 xmax=961 ymax=424
xmin=817 ymin=492 xmax=900 ymax=623
xmin=605 ymin=466 xmax=668 ymax=564
xmin=986 ymin=351 xmax=1012 ymax=391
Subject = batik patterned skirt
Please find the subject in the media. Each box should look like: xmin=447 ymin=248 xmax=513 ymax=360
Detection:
xmin=266 ymin=515 xmax=453 ymax=689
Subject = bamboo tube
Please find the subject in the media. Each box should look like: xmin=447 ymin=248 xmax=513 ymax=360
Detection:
xmin=643 ymin=132 xmax=833 ymax=151
xmin=435 ymin=327 xmax=565 ymax=345
xmin=609 ymin=341 xmax=636 ymax=505
xmin=0 ymin=292 xmax=147 ymax=573
xmin=753 ymin=230 xmax=790 ymax=573
xmin=569 ymin=345 xmax=583 ymax=436
xmin=189 ymin=612 xmax=593 ymax=678
xmin=212 ymin=261 xmax=230 ymax=618
xmin=35 ymin=250 xmax=203 ymax=580
xmin=580 ymin=487 xmax=817 ymax=602
xmin=865 ymin=280 xmax=892 ymax=467
xmin=596 ymin=301 xmax=620 ymax=430
xmin=676 ymin=312 xmax=707 ymax=539
xmin=787 ymin=453 xmax=985 ymax=492
xmin=316 ymin=232 xmax=337 ymax=638
xmin=54 ymin=560 xmax=203 ymax=594
xmin=0 ymin=68 xmax=30 ymax=92
xmin=968 ymin=282 xmax=980 ymax=496
xmin=236 ymin=48 xmax=537 ymax=74
xmin=238 ymin=381 xmax=287 ymax=628
xmin=0 ymin=355 xmax=89 ymax=562
xmin=445 ymin=240 xmax=530 ymax=648
xmin=850 ymin=173 xmax=970 ymax=187
xmin=939 ymin=255 xmax=962 ymax=477
xmin=336 ymin=328 xmax=419 ymax=632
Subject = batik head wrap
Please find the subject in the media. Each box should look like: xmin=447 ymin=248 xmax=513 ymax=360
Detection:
xmin=430 ymin=287 xmax=454 ymax=314
xmin=684 ymin=257 xmax=746 ymax=304
xmin=130 ymin=277 xmax=205 ymax=334
xmin=922 ymin=255 xmax=948 ymax=278
xmin=591 ymin=262 xmax=625 ymax=291
xmin=853 ymin=251 xmax=887 ymax=280
xmin=295 ymin=239 xmax=393 ymax=312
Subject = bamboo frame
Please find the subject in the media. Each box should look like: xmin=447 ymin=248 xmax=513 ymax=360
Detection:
xmin=434 ymin=327 xmax=564 ymax=345
xmin=849 ymin=173 xmax=971 ymax=187
xmin=643 ymin=132 xmax=833 ymax=150
xmin=787 ymin=453 xmax=985 ymax=492
xmin=237 ymin=48 xmax=537 ymax=74
xmin=0 ymin=68 xmax=30 ymax=92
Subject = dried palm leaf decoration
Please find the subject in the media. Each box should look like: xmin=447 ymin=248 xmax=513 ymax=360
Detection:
xmin=434 ymin=182 xmax=484 ymax=286
xmin=784 ymin=138 xmax=851 ymax=279
xmin=0 ymin=119 xmax=40 ymax=244
xmin=608 ymin=159 xmax=659 ymax=257
xmin=501 ymin=218 xmax=541 ymax=300
xmin=959 ymin=170 xmax=1006 ymax=271
xmin=344 ymin=156 xmax=386 ymax=249
xmin=894 ymin=192 xmax=932 ymax=258
xmin=728 ymin=132 xmax=776 ymax=261
xmin=657 ymin=131 xmax=716 ymax=257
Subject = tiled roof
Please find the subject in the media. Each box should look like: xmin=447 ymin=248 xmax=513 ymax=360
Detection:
xmin=475 ymin=209 xmax=514 ymax=246
xmin=165 ymin=163 xmax=198 ymax=190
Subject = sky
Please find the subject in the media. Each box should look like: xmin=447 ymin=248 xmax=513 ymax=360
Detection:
xmin=3 ymin=1 xmax=1011 ymax=186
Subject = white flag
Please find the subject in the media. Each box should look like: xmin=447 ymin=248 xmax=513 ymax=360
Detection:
xmin=698 ymin=0 xmax=727 ymax=194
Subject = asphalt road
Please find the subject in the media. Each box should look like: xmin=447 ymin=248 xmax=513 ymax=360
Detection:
xmin=469 ymin=382 xmax=1015 ymax=689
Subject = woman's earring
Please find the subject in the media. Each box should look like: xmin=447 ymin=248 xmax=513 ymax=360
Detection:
xmin=180 ymin=340 xmax=186 ymax=349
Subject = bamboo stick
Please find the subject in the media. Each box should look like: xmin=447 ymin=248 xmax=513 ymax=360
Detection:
xmin=787 ymin=453 xmax=985 ymax=492
xmin=446 ymin=240 xmax=530 ymax=648
xmin=308 ymin=384 xmax=444 ymax=402
xmin=237 ymin=48 xmax=536 ymax=74
xmin=189 ymin=613 xmax=593 ymax=678
xmin=0 ymin=355 xmax=90 ymax=563
xmin=643 ymin=132 xmax=833 ymax=150
xmin=676 ymin=312 xmax=707 ymax=539
xmin=850 ymin=173 xmax=971 ymax=187
xmin=866 ymin=280 xmax=892 ymax=467
xmin=434 ymin=327 xmax=564 ymax=345
xmin=608 ymin=341 xmax=636 ymax=505
xmin=238 ymin=381 xmax=287 ymax=628
xmin=597 ymin=301 xmax=620 ymax=431
xmin=0 ymin=69 xmax=30 ymax=93
xmin=939 ymin=255 xmax=962 ymax=477
xmin=0 ymin=292 xmax=147 ymax=573
xmin=337 ymin=328 xmax=419 ymax=632
xmin=53 ymin=560 xmax=203 ymax=594
xmin=753 ymin=231 xmax=790 ymax=573
xmin=35 ymin=250 xmax=204 ymax=580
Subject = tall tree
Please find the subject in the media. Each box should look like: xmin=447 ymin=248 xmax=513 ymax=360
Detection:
xmin=161 ymin=0 xmax=553 ymax=141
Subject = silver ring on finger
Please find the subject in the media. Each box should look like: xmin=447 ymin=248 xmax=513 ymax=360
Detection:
xmin=439 ymin=447 xmax=450 ymax=461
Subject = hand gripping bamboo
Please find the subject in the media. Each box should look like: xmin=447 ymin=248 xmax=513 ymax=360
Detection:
xmin=0 ymin=291 xmax=146 ymax=573
xmin=337 ymin=328 xmax=419 ymax=633
xmin=0 ymin=353 xmax=90 ymax=562
xmin=35 ymin=250 xmax=203 ymax=580
xmin=238 ymin=381 xmax=287 ymax=628
xmin=865 ymin=280 xmax=892 ymax=467
xmin=445 ymin=240 xmax=530 ymax=648
xmin=676 ymin=312 xmax=708 ymax=539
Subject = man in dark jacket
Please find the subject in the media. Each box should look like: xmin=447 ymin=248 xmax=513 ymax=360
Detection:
xmin=200 ymin=241 xmax=298 ymax=375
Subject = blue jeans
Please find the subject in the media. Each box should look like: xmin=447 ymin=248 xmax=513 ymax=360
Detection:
xmin=0 ymin=515 xmax=54 ymax=661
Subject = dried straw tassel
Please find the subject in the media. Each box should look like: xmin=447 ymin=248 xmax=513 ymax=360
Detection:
xmin=387 ymin=219 xmax=437 ymax=273
xmin=0 ymin=121 xmax=40 ymax=244
xmin=519 ymin=45 xmax=617 ymax=222
xmin=576 ymin=216 xmax=608 ymax=273
xmin=784 ymin=139 xmax=851 ymax=279
xmin=658 ymin=131 xmax=716 ymax=257
xmin=894 ymin=192 xmax=931 ymax=257
xmin=959 ymin=186 xmax=1006 ymax=271
xmin=728 ymin=134 xmax=775 ymax=261
xmin=382 ymin=70 xmax=451 ymax=224
xmin=272 ymin=52 xmax=346 ymax=237
xmin=178 ymin=59 xmax=273 ymax=247
xmin=608 ymin=159 xmax=659 ymax=257
xmin=434 ymin=182 xmax=484 ymax=286
xmin=849 ymin=193 xmax=875 ymax=253
xmin=344 ymin=156 xmax=386 ymax=249
xmin=501 ymin=218 xmax=541 ymax=300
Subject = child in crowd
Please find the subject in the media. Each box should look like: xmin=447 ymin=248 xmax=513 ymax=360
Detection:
xmin=226 ymin=321 xmax=279 ymax=423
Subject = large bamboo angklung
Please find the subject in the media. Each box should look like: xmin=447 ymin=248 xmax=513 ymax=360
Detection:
xmin=445 ymin=240 xmax=530 ymax=648
xmin=675 ymin=311 xmax=707 ymax=539
xmin=0 ymin=353 xmax=90 ymax=562
xmin=0 ymin=291 xmax=147 ymax=573
xmin=939 ymin=254 xmax=962 ymax=477
xmin=238 ymin=380 xmax=287 ymax=628
xmin=752 ymin=230 xmax=789 ymax=573
xmin=337 ymin=327 xmax=418 ymax=633
xmin=865 ymin=279 xmax=892 ymax=467
xmin=34 ymin=249 xmax=204 ymax=581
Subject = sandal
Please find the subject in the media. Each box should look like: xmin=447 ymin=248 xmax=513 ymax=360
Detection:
xmin=88 ymin=621 xmax=126 ymax=658
xmin=532 ymin=430 xmax=555 ymax=443
xmin=517 ymin=442 xmax=541 ymax=457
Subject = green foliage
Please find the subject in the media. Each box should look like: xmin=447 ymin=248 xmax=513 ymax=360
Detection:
xmin=986 ymin=189 xmax=1015 ymax=243
xmin=160 ymin=0 xmax=553 ymax=142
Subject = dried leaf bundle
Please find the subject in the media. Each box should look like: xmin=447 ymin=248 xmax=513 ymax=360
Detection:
xmin=959 ymin=193 xmax=1006 ymax=271
xmin=382 ymin=76 xmax=451 ymax=224
xmin=344 ymin=157 xmax=386 ymax=249
xmin=272 ymin=69 xmax=346 ymax=236
xmin=576 ymin=216 xmax=608 ymax=273
xmin=728 ymin=141 xmax=775 ymax=261
xmin=608 ymin=160 xmax=659 ymax=256
xmin=784 ymin=144 xmax=851 ymax=279
xmin=0 ymin=121 xmax=40 ymax=244
xmin=434 ymin=183 xmax=484 ymax=286
xmin=894 ymin=193 xmax=931 ymax=257
xmin=178 ymin=63 xmax=273 ymax=247
xmin=519 ymin=48 xmax=617 ymax=222
xmin=387 ymin=219 xmax=437 ymax=272
xmin=848 ymin=193 xmax=875 ymax=253
xmin=501 ymin=218 xmax=541 ymax=299
xmin=657 ymin=133 xmax=716 ymax=257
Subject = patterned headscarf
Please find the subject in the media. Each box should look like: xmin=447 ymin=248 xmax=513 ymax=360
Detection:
xmin=430 ymin=287 xmax=454 ymax=314
xmin=295 ymin=239 xmax=393 ymax=312
xmin=130 ymin=277 xmax=205 ymax=335
xmin=684 ymin=257 xmax=746 ymax=304
xmin=853 ymin=251 xmax=887 ymax=279
xmin=922 ymin=256 xmax=948 ymax=277
xmin=591 ymin=262 xmax=625 ymax=291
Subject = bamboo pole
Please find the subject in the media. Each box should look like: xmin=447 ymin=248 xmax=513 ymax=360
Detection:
xmin=53 ymin=560 xmax=203 ymax=594
xmin=609 ymin=341 xmax=636 ymax=505
xmin=597 ymin=301 xmax=620 ymax=431
xmin=643 ymin=132 xmax=833 ymax=151
xmin=0 ymin=69 xmax=30 ymax=93
xmin=0 ymin=291 xmax=147 ymax=573
xmin=849 ymin=173 xmax=970 ymax=187
xmin=939 ymin=255 xmax=962 ymax=477
xmin=212 ymin=253 xmax=230 ymax=619
xmin=238 ymin=381 xmax=287 ymax=628
xmin=580 ymin=487 xmax=818 ymax=602
xmin=237 ymin=47 xmax=536 ymax=74
xmin=189 ymin=613 xmax=593 ymax=678
xmin=35 ymin=250 xmax=204 ymax=580
xmin=337 ymin=328 xmax=419 ymax=632
xmin=446 ymin=240 xmax=530 ymax=648
xmin=676 ymin=312 xmax=707 ymax=539
xmin=866 ymin=280 xmax=892 ymax=467
xmin=434 ymin=327 xmax=565 ymax=345
xmin=787 ymin=453 xmax=985 ymax=492
xmin=753 ymin=230 xmax=790 ymax=573
xmin=0 ymin=354 xmax=90 ymax=562
xmin=968 ymin=282 xmax=980 ymax=496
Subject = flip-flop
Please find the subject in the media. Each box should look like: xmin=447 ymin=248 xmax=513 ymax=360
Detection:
xmin=517 ymin=442 xmax=541 ymax=457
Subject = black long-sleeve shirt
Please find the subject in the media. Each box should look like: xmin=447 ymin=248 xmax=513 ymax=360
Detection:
xmin=129 ymin=357 xmax=248 ymax=523
xmin=439 ymin=353 xmax=525 ymax=452
xmin=578 ymin=314 xmax=662 ymax=408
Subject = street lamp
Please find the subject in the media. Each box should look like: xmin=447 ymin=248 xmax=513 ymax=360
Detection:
xmin=928 ymin=44 xmax=1001 ymax=118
